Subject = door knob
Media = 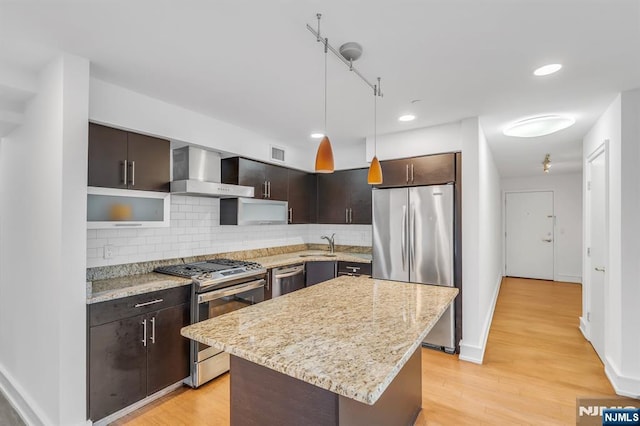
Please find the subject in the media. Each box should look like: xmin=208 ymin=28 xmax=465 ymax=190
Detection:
xmin=542 ymin=238 xmax=553 ymax=242
xmin=594 ymin=267 xmax=606 ymax=272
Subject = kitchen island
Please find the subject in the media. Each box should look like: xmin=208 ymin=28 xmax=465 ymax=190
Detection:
xmin=181 ymin=275 xmax=458 ymax=426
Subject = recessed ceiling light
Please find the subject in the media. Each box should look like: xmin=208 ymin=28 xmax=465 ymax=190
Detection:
xmin=503 ymin=115 xmax=576 ymax=138
xmin=533 ymin=63 xmax=562 ymax=76
xmin=310 ymin=133 xmax=325 ymax=139
xmin=398 ymin=114 xmax=416 ymax=122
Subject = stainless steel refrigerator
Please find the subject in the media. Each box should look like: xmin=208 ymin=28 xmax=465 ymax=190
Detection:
xmin=372 ymin=184 xmax=456 ymax=353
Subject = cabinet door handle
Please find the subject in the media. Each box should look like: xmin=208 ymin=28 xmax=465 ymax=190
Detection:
xmin=134 ymin=298 xmax=163 ymax=308
xmin=267 ymin=181 xmax=271 ymax=198
xmin=130 ymin=160 xmax=135 ymax=186
xmin=263 ymin=181 xmax=268 ymax=198
xmin=150 ymin=317 xmax=156 ymax=344
xmin=288 ymin=208 xmax=293 ymax=223
xmin=346 ymin=266 xmax=361 ymax=271
xmin=411 ymin=164 xmax=415 ymax=183
xmin=141 ymin=319 xmax=147 ymax=347
xmin=349 ymin=208 xmax=353 ymax=223
xmin=406 ymin=164 xmax=409 ymax=183
xmin=122 ymin=160 xmax=128 ymax=185
xmin=345 ymin=208 xmax=349 ymax=223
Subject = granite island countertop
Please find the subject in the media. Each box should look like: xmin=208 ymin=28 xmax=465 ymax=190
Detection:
xmin=181 ymin=275 xmax=458 ymax=405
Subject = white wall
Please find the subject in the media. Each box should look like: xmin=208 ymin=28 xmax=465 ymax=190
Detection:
xmin=90 ymin=78 xmax=315 ymax=172
xmin=87 ymin=195 xmax=372 ymax=267
xmin=459 ymin=119 xmax=503 ymax=364
xmin=0 ymin=55 xmax=88 ymax=425
xmin=365 ymin=117 xmax=503 ymax=364
xmin=501 ymin=173 xmax=583 ymax=283
xmin=582 ymin=90 xmax=640 ymax=397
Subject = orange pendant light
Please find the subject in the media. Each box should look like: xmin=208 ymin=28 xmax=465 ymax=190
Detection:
xmin=367 ymin=155 xmax=383 ymax=184
xmin=315 ymin=136 xmax=334 ymax=173
xmin=367 ymin=78 xmax=383 ymax=184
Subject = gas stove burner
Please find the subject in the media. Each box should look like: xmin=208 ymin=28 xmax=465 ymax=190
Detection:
xmin=155 ymin=258 xmax=267 ymax=292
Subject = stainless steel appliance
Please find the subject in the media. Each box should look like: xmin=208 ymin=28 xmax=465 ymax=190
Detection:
xmin=155 ymin=258 xmax=266 ymax=387
xmin=372 ymin=184 xmax=456 ymax=353
xmin=171 ymin=146 xmax=255 ymax=198
xmin=271 ymin=263 xmax=305 ymax=297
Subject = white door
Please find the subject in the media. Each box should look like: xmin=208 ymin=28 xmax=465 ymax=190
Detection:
xmin=505 ymin=191 xmax=554 ymax=280
xmin=587 ymin=147 xmax=606 ymax=361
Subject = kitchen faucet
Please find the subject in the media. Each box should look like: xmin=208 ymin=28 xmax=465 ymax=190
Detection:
xmin=321 ymin=233 xmax=336 ymax=254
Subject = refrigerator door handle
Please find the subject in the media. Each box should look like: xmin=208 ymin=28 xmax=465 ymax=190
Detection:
xmin=410 ymin=204 xmax=416 ymax=266
xmin=401 ymin=205 xmax=407 ymax=270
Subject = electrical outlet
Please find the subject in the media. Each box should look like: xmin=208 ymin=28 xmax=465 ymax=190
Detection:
xmin=104 ymin=244 xmax=115 ymax=259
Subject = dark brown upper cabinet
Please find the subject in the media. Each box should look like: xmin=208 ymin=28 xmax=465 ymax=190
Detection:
xmin=88 ymin=123 xmax=170 ymax=192
xmin=287 ymin=169 xmax=316 ymax=224
xmin=375 ymin=153 xmax=456 ymax=188
xmin=317 ymin=168 xmax=372 ymax=225
xmin=221 ymin=157 xmax=288 ymax=201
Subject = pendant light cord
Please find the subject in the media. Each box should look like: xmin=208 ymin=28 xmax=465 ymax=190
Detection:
xmin=324 ymin=38 xmax=328 ymax=134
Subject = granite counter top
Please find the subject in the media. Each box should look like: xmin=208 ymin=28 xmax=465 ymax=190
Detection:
xmin=181 ymin=276 xmax=457 ymax=405
xmin=87 ymin=250 xmax=371 ymax=304
xmin=247 ymin=250 xmax=372 ymax=269
xmin=87 ymin=273 xmax=191 ymax=304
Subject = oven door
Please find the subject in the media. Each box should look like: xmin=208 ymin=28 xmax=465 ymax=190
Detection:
xmin=190 ymin=278 xmax=265 ymax=387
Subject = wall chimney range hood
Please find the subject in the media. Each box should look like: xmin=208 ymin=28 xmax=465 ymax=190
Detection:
xmin=171 ymin=146 xmax=254 ymax=198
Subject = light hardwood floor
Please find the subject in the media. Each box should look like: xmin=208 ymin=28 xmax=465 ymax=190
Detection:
xmin=114 ymin=277 xmax=615 ymax=425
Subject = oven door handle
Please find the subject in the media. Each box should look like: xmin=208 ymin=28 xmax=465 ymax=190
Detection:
xmin=197 ymin=279 xmax=265 ymax=304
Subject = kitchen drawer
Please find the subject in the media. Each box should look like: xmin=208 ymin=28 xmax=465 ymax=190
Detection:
xmin=88 ymin=285 xmax=190 ymax=327
xmin=337 ymin=261 xmax=372 ymax=277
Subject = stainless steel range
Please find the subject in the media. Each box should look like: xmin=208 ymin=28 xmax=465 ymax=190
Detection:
xmin=156 ymin=259 xmax=266 ymax=387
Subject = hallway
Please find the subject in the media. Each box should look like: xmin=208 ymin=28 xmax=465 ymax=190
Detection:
xmin=418 ymin=277 xmax=615 ymax=425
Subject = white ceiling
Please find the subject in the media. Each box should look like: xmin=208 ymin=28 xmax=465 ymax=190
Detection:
xmin=0 ymin=1 xmax=639 ymax=177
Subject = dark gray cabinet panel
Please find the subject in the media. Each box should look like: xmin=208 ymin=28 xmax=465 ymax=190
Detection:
xmin=146 ymin=303 xmax=190 ymax=394
xmin=305 ymin=261 xmax=337 ymax=286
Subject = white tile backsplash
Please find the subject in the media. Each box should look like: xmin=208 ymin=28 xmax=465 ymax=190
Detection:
xmin=86 ymin=195 xmax=372 ymax=267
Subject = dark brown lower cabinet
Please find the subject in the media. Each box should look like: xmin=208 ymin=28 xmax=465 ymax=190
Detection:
xmin=88 ymin=287 xmax=190 ymax=421
xmin=305 ymin=261 xmax=336 ymax=287
xmin=89 ymin=314 xmax=147 ymax=421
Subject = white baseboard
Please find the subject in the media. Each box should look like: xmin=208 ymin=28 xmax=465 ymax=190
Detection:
xmin=459 ymin=274 xmax=503 ymax=364
xmin=555 ymin=274 xmax=582 ymax=284
xmin=0 ymin=363 xmax=47 ymax=426
xmin=579 ymin=316 xmax=590 ymax=340
xmin=605 ymin=357 xmax=640 ymax=399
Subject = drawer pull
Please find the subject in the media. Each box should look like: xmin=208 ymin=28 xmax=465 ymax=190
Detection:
xmin=134 ymin=298 xmax=164 ymax=308
xmin=346 ymin=266 xmax=361 ymax=271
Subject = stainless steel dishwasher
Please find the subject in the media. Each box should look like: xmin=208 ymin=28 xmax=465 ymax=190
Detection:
xmin=272 ymin=263 xmax=305 ymax=297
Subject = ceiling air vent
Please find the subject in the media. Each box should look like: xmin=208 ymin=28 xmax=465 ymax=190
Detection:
xmin=270 ymin=145 xmax=285 ymax=163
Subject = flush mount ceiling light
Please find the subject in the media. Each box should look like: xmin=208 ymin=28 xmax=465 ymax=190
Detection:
xmin=503 ymin=115 xmax=575 ymax=138
xmin=368 ymin=78 xmax=383 ymax=185
xmin=310 ymin=133 xmax=324 ymax=139
xmin=533 ymin=63 xmax=562 ymax=76
xmin=542 ymin=153 xmax=551 ymax=173
xmin=398 ymin=114 xmax=416 ymax=122
xmin=307 ymin=13 xmax=384 ymax=175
